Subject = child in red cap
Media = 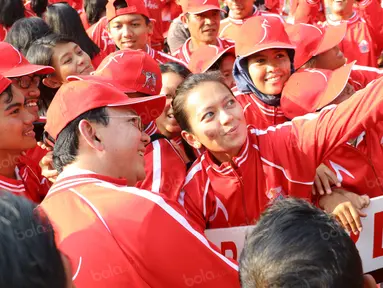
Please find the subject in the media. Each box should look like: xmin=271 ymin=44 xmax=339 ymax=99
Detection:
xmin=0 ymin=75 xmax=50 ymax=203
xmin=233 ymin=16 xmax=294 ymax=129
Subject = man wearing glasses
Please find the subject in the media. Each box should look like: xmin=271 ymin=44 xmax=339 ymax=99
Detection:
xmin=0 ymin=42 xmax=54 ymax=121
xmin=40 ymin=79 xmax=240 ymax=288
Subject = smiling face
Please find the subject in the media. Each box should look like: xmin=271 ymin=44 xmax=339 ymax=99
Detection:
xmin=108 ymin=14 xmax=153 ymax=50
xmin=247 ymin=49 xmax=292 ymax=96
xmin=181 ymin=81 xmax=247 ymax=163
xmin=219 ymin=54 xmax=236 ymax=88
xmin=183 ymin=10 xmax=221 ymax=45
xmin=329 ymin=0 xmax=354 ymax=17
xmin=156 ymin=72 xmax=183 ymax=138
xmin=51 ymin=42 xmax=94 ymax=83
xmin=96 ymin=107 xmax=150 ymax=185
xmin=225 ymin=0 xmax=254 ymax=19
xmin=0 ymin=85 xmax=36 ymax=154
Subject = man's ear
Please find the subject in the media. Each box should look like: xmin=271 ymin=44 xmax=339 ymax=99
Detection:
xmin=78 ymin=120 xmax=104 ymax=151
xmin=363 ymin=274 xmax=376 ymax=288
xmin=42 ymin=77 xmax=61 ymax=89
xmin=181 ymin=13 xmax=188 ymax=26
xmin=181 ymin=130 xmax=202 ymax=149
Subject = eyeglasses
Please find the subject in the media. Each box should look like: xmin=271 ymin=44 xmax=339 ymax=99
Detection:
xmin=12 ymin=75 xmax=41 ymax=89
xmin=105 ymin=115 xmax=143 ymax=132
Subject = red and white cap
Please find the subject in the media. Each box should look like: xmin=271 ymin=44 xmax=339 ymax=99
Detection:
xmin=67 ymin=50 xmax=162 ymax=96
xmin=0 ymin=74 xmax=12 ymax=94
xmin=106 ymin=0 xmax=150 ymax=22
xmin=188 ymin=45 xmax=235 ymax=73
xmin=180 ymin=0 xmax=225 ymax=14
xmin=0 ymin=42 xmax=55 ymax=78
xmin=45 ymin=79 xmax=166 ymax=140
xmin=281 ymin=61 xmax=355 ymax=119
xmin=235 ymin=16 xmax=295 ymax=58
xmin=285 ymin=23 xmax=347 ymax=69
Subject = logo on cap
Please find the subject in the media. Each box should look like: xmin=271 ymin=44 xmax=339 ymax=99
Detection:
xmin=266 ymin=186 xmax=285 ymax=201
xmin=142 ymin=70 xmax=157 ymax=92
xmin=358 ymin=40 xmax=369 ymax=54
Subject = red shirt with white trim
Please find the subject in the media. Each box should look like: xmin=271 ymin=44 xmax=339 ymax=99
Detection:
xmin=219 ymin=7 xmax=284 ymax=41
xmin=172 ymin=38 xmax=233 ymax=64
xmin=288 ymin=0 xmax=326 ymax=24
xmin=179 ymin=78 xmax=383 ymax=231
xmin=322 ymin=129 xmax=383 ymax=198
xmin=233 ymin=88 xmax=288 ymax=129
xmin=87 ymin=17 xmax=116 ymax=57
xmin=349 ymin=64 xmax=383 ymax=90
xmin=0 ymin=155 xmax=50 ymax=203
xmin=40 ymin=169 xmax=240 ymax=288
xmin=323 ymin=0 xmax=383 ymax=67
xmin=145 ymin=44 xmax=187 ymax=65
xmin=145 ymin=0 xmax=165 ymax=50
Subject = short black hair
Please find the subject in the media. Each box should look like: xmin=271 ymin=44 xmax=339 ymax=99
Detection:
xmin=112 ymin=0 xmax=150 ymax=25
xmin=0 ymin=191 xmax=68 ymax=287
xmin=160 ymin=62 xmax=192 ymax=79
xmin=30 ymin=0 xmax=48 ymax=17
xmin=239 ymin=198 xmax=364 ymax=288
xmin=85 ymin=0 xmax=108 ymax=25
xmin=52 ymin=107 xmax=109 ymax=173
xmin=0 ymin=84 xmax=13 ymax=104
xmin=5 ymin=17 xmax=52 ymax=56
xmin=0 ymin=0 xmax=25 ymax=28
xmin=45 ymin=3 xmax=100 ymax=59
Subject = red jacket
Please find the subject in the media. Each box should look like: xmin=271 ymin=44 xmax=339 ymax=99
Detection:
xmin=0 ymin=155 xmax=50 ymax=203
xmin=173 ymin=37 xmax=233 ymax=64
xmin=41 ymin=169 xmax=240 ymax=288
xmin=322 ymin=129 xmax=383 ymax=198
xmin=87 ymin=17 xmax=116 ymax=57
xmin=289 ymin=0 xmax=326 ymax=24
xmin=349 ymin=64 xmax=383 ymax=90
xmin=145 ymin=0 xmax=165 ymax=50
xmin=233 ymin=88 xmax=288 ymax=129
xmin=179 ymin=77 xmax=383 ymax=232
xmin=324 ymin=0 xmax=383 ymax=67
xmin=219 ymin=7 xmax=284 ymax=41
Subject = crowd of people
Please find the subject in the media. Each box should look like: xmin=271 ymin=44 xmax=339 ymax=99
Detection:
xmin=0 ymin=0 xmax=382 ymax=286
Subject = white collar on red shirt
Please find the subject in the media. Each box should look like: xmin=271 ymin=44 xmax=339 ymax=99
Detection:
xmin=145 ymin=44 xmax=156 ymax=58
xmin=182 ymin=37 xmax=226 ymax=63
xmin=228 ymin=5 xmax=258 ymax=25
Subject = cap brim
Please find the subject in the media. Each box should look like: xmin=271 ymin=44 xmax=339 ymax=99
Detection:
xmin=237 ymin=42 xmax=296 ymax=58
xmin=316 ymin=23 xmax=347 ymax=56
xmin=316 ymin=61 xmax=355 ymax=109
xmin=186 ymin=5 xmax=226 ymax=14
xmin=3 ymin=64 xmax=55 ymax=78
xmin=203 ymin=45 xmax=235 ymax=72
xmin=67 ymin=75 xmax=137 ymax=94
xmin=67 ymin=75 xmax=166 ymax=124
xmin=108 ymin=95 xmax=166 ymax=124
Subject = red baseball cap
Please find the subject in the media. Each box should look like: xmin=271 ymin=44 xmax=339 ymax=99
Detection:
xmin=0 ymin=42 xmax=55 ymax=78
xmin=106 ymin=0 xmax=150 ymax=22
xmin=188 ymin=45 xmax=235 ymax=73
xmin=180 ymin=0 xmax=225 ymax=14
xmin=235 ymin=16 xmax=295 ymax=58
xmin=0 ymin=75 xmax=12 ymax=94
xmin=67 ymin=50 xmax=162 ymax=96
xmin=45 ymin=79 xmax=166 ymax=140
xmin=281 ymin=61 xmax=355 ymax=119
xmin=286 ymin=23 xmax=347 ymax=69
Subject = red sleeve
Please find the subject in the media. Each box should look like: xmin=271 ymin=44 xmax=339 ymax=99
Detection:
xmin=350 ymin=65 xmax=383 ymax=90
xmin=254 ymin=77 xmax=383 ymax=185
xmin=178 ymin=161 xmax=209 ymax=233
xmin=135 ymin=138 xmax=186 ymax=200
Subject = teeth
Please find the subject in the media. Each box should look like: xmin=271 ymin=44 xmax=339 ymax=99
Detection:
xmin=266 ymin=76 xmax=281 ymax=82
